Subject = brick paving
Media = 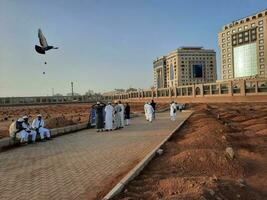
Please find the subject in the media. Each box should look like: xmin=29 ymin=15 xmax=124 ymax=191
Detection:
xmin=0 ymin=112 xmax=191 ymax=200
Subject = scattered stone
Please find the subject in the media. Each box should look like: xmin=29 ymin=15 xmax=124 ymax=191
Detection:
xmin=124 ymin=189 xmax=128 ymax=193
xmin=237 ymin=194 xmax=241 ymax=198
xmin=205 ymin=188 xmax=215 ymax=196
xmin=156 ymin=148 xmax=163 ymax=155
xmin=237 ymin=178 xmax=246 ymax=187
xmin=221 ymin=135 xmax=226 ymax=140
xmin=210 ymin=175 xmax=218 ymax=182
xmin=225 ymin=147 xmax=235 ymax=159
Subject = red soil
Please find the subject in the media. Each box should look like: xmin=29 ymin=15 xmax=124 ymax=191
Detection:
xmin=112 ymin=102 xmax=267 ymax=200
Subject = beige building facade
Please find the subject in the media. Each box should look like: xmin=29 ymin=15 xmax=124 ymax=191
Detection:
xmin=218 ymin=9 xmax=267 ymax=80
xmin=153 ymin=47 xmax=216 ymax=88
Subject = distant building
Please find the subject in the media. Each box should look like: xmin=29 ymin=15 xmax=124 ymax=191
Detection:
xmin=153 ymin=47 xmax=216 ymax=88
xmin=218 ymin=9 xmax=267 ymax=80
xmin=153 ymin=56 xmax=167 ymax=88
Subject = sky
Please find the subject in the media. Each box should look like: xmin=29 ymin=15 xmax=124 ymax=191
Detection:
xmin=0 ymin=0 xmax=266 ymax=97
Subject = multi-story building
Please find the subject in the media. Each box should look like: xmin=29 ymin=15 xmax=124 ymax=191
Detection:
xmin=153 ymin=56 xmax=167 ymax=88
xmin=153 ymin=47 xmax=217 ymax=88
xmin=218 ymin=9 xmax=267 ymax=80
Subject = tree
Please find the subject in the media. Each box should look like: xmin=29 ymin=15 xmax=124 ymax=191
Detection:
xmin=126 ymin=87 xmax=137 ymax=92
xmin=84 ymin=90 xmax=95 ymax=96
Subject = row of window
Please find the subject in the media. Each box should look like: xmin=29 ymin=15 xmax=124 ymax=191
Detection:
xmin=222 ymin=45 xmax=264 ymax=55
xmin=223 ymin=20 xmax=264 ymax=35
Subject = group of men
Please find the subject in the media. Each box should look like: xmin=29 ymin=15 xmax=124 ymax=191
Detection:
xmin=9 ymin=114 xmax=51 ymax=144
xmin=92 ymin=101 xmax=130 ymax=132
xmin=144 ymin=100 xmax=156 ymax=122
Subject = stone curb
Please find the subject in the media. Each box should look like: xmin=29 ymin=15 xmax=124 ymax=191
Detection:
xmin=102 ymin=111 xmax=194 ymax=200
xmin=0 ymin=122 xmax=88 ymax=151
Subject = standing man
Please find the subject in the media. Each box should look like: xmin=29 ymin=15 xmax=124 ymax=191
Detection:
xmin=22 ymin=116 xmax=37 ymax=143
xmin=170 ymin=101 xmax=177 ymax=121
xmin=146 ymin=103 xmax=154 ymax=122
xmin=113 ymin=102 xmax=122 ymax=130
xmin=92 ymin=102 xmax=106 ymax=132
xmin=144 ymin=102 xmax=149 ymax=121
xmin=124 ymin=102 xmax=130 ymax=126
xmin=32 ymin=114 xmax=51 ymax=140
xmin=150 ymin=100 xmax=156 ymax=119
xmin=104 ymin=102 xmax=114 ymax=131
xmin=118 ymin=101 xmax=125 ymax=128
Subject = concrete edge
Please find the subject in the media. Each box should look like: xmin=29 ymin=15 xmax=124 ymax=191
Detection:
xmin=0 ymin=122 xmax=88 ymax=151
xmin=103 ymin=110 xmax=194 ymax=200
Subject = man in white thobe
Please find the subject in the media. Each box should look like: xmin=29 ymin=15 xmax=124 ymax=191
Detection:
xmin=144 ymin=102 xmax=149 ymax=121
xmin=9 ymin=118 xmax=28 ymax=144
xmin=22 ymin=116 xmax=37 ymax=143
xmin=32 ymin=114 xmax=51 ymax=141
xmin=170 ymin=101 xmax=177 ymax=121
xmin=118 ymin=101 xmax=125 ymax=128
xmin=146 ymin=103 xmax=154 ymax=122
xmin=104 ymin=102 xmax=114 ymax=131
xmin=113 ymin=102 xmax=122 ymax=130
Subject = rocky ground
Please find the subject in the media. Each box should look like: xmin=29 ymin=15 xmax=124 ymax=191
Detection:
xmin=0 ymin=102 xmax=168 ymax=139
xmin=113 ymin=103 xmax=267 ymax=200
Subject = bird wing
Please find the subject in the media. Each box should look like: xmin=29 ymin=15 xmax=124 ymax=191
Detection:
xmin=38 ymin=29 xmax=48 ymax=48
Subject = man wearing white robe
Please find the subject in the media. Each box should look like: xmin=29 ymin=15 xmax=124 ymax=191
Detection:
xmin=118 ymin=101 xmax=125 ymax=128
xmin=113 ymin=102 xmax=122 ymax=130
xmin=22 ymin=116 xmax=37 ymax=143
xmin=170 ymin=101 xmax=177 ymax=121
xmin=104 ymin=102 xmax=114 ymax=131
xmin=146 ymin=103 xmax=154 ymax=122
xmin=32 ymin=114 xmax=51 ymax=140
xmin=9 ymin=118 xmax=28 ymax=143
xmin=144 ymin=102 xmax=149 ymax=121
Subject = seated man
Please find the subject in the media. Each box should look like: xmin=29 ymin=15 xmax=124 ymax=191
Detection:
xmin=9 ymin=118 xmax=28 ymax=144
xmin=32 ymin=114 xmax=51 ymax=141
xmin=22 ymin=116 xmax=37 ymax=143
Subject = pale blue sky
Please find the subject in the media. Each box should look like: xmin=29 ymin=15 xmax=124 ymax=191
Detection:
xmin=0 ymin=0 xmax=266 ymax=97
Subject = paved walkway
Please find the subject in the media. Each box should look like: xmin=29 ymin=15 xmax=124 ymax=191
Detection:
xmin=0 ymin=111 xmax=191 ymax=200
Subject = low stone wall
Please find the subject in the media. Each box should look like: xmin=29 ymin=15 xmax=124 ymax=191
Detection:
xmin=0 ymin=122 xmax=88 ymax=151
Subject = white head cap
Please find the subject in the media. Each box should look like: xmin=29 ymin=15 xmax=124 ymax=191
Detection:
xmin=37 ymin=114 xmax=42 ymax=117
xmin=18 ymin=118 xmax=24 ymax=122
xmin=22 ymin=116 xmax=28 ymax=119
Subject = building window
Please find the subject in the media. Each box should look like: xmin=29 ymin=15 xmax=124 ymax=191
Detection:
xmin=228 ymin=70 xmax=231 ymax=73
xmin=222 ymin=44 xmax=225 ymax=48
xmin=259 ymin=33 xmax=264 ymax=38
xmin=222 ymin=33 xmax=225 ymax=37
xmin=228 ymin=58 xmax=231 ymax=62
xmin=244 ymin=25 xmax=248 ymax=30
xmin=222 ymin=38 xmax=225 ymax=42
xmin=222 ymin=49 xmax=226 ymax=53
xmin=234 ymin=43 xmax=257 ymax=78
xmin=227 ymin=31 xmax=230 ymax=35
xmin=227 ymin=42 xmax=231 ymax=46
xmin=260 ymin=58 xmax=264 ymax=63
xmin=227 ymin=53 xmax=231 ymax=57
xmin=227 ymin=48 xmax=231 ymax=52
xmin=251 ymin=23 xmax=255 ymax=27
xmin=259 ymin=20 xmax=263 ymax=25
xmin=170 ymin=64 xmax=174 ymax=80
xmin=259 ymin=39 xmax=264 ymax=44
xmin=228 ymin=64 xmax=231 ymax=68
xmin=238 ymin=27 xmax=242 ymax=31
xmin=260 ymin=64 xmax=265 ymax=69
xmin=260 ymin=52 xmax=264 ymax=57
xmin=259 ymin=27 xmax=263 ymax=32
xmin=232 ymin=29 xmax=236 ymax=33
xmin=260 ymin=71 xmax=265 ymax=75
xmin=227 ymin=37 xmax=230 ymax=41
xmin=228 ymin=75 xmax=232 ymax=78
xmin=223 ymin=65 xmax=226 ymax=68
xmin=259 ymin=46 xmax=264 ymax=50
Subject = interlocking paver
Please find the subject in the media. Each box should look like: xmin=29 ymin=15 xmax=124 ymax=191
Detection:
xmin=0 ymin=112 xmax=191 ymax=200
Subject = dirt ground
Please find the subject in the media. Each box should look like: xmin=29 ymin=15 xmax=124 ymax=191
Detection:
xmin=112 ymin=102 xmax=267 ymax=200
xmin=0 ymin=102 xmax=168 ymax=139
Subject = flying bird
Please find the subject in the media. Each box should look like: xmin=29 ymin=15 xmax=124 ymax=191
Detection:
xmin=35 ymin=29 xmax=58 ymax=54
